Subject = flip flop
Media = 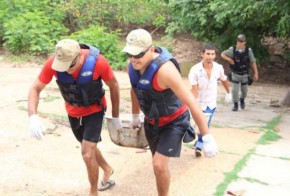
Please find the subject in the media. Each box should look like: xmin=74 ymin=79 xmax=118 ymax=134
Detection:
xmin=98 ymin=179 xmax=116 ymax=191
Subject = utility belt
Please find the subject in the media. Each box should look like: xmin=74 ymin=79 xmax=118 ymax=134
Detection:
xmin=232 ymin=71 xmax=248 ymax=76
xmin=230 ymin=72 xmax=253 ymax=86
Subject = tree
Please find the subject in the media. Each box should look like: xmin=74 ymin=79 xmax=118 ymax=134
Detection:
xmin=166 ymin=0 xmax=290 ymax=63
xmin=166 ymin=0 xmax=290 ymax=103
xmin=1 ymin=0 xmax=68 ymax=54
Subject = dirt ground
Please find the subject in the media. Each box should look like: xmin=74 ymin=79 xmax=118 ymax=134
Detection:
xmin=0 ymin=60 xmax=289 ymax=196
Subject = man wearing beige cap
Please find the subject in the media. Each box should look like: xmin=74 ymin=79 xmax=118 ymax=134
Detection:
xmin=221 ymin=34 xmax=259 ymax=111
xmin=28 ymin=39 xmax=121 ymax=195
xmin=123 ymin=29 xmax=218 ymax=196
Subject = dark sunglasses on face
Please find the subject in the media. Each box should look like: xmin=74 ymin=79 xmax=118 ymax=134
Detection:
xmin=69 ymin=55 xmax=79 ymax=68
xmin=126 ymin=46 xmax=151 ymax=59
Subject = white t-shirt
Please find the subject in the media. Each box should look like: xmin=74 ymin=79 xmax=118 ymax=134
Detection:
xmin=188 ymin=61 xmax=227 ymax=110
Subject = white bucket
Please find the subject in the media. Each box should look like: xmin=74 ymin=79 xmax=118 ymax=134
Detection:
xmin=105 ymin=114 xmax=148 ymax=148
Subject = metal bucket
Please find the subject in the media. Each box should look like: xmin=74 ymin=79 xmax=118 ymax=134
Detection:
xmin=105 ymin=114 xmax=148 ymax=148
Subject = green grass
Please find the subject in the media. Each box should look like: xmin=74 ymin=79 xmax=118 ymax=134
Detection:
xmin=253 ymin=153 xmax=290 ymax=161
xmin=3 ymin=52 xmax=47 ymax=65
xmin=18 ymin=106 xmax=67 ymax=121
xmin=18 ymin=106 xmax=27 ymax=111
xmin=44 ymin=96 xmax=61 ymax=102
xmin=278 ymin=157 xmax=290 ymax=161
xmin=211 ymin=123 xmax=260 ymax=130
xmin=211 ymin=124 xmax=223 ymax=128
xmin=214 ymin=149 xmax=254 ymax=196
xmin=257 ymin=116 xmax=281 ymax=145
xmin=214 ymin=115 xmax=282 ymax=195
xmin=244 ymin=177 xmax=268 ymax=185
xmin=119 ymin=108 xmax=126 ymax=113
xmin=218 ymin=151 xmax=241 ymax=156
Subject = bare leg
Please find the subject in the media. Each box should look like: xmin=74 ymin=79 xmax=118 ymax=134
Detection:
xmin=95 ymin=146 xmax=113 ymax=182
xmin=82 ymin=140 xmax=99 ymax=196
xmin=153 ymin=152 xmax=170 ymax=196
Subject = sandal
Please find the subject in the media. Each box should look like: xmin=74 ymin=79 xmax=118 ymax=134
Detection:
xmin=98 ymin=179 xmax=116 ymax=191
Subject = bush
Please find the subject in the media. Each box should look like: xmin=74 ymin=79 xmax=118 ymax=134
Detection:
xmin=69 ymin=25 xmax=127 ymax=70
xmin=166 ymin=0 xmax=290 ymax=63
xmin=3 ymin=11 xmax=68 ymax=55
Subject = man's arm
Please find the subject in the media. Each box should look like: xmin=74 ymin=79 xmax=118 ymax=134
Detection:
xmin=158 ymin=61 xmax=218 ymax=157
xmin=104 ymin=75 xmax=120 ymax=118
xmin=248 ymin=48 xmax=259 ymax=81
xmin=251 ymin=62 xmax=259 ymax=81
xmin=130 ymin=88 xmax=140 ymax=114
xmin=28 ymin=78 xmax=47 ymax=140
xmin=130 ymin=88 xmax=142 ymax=129
xmin=191 ymin=85 xmax=199 ymax=98
xmin=221 ymin=79 xmax=231 ymax=93
xmin=221 ymin=53 xmax=235 ymax=65
xmin=28 ymin=79 xmax=47 ymax=116
xmin=158 ymin=62 xmax=208 ymax=136
xmin=188 ymin=66 xmax=199 ymax=98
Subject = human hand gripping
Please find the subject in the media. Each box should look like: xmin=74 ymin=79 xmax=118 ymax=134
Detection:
xmin=111 ymin=117 xmax=122 ymax=130
xmin=131 ymin=114 xmax=141 ymax=130
xmin=202 ymin=134 xmax=218 ymax=157
xmin=29 ymin=114 xmax=45 ymax=140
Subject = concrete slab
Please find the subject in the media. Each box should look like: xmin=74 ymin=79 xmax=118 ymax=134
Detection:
xmin=1 ymin=65 xmax=290 ymax=196
xmin=226 ymin=114 xmax=290 ymax=196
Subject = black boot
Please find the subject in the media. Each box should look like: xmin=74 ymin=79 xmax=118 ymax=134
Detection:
xmin=232 ymin=102 xmax=238 ymax=111
xmin=240 ymin=98 xmax=245 ymax=109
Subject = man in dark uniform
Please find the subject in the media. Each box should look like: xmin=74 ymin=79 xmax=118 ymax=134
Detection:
xmin=221 ymin=34 xmax=259 ymax=111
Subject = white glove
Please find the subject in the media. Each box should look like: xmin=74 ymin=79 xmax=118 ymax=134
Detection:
xmin=225 ymin=92 xmax=232 ymax=103
xmin=202 ymin=134 xmax=218 ymax=157
xmin=29 ymin=114 xmax=45 ymax=140
xmin=111 ymin=117 xmax=122 ymax=130
xmin=131 ymin=114 xmax=141 ymax=130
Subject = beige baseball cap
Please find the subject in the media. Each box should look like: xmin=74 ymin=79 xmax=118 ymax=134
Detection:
xmin=122 ymin=29 xmax=152 ymax=55
xmin=52 ymin=39 xmax=80 ymax=72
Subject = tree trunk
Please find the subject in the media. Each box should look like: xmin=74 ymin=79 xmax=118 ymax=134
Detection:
xmin=281 ymin=88 xmax=290 ymax=106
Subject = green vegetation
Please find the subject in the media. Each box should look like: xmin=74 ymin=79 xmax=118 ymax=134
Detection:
xmin=44 ymin=96 xmax=61 ymax=103
xmin=214 ymin=115 xmax=282 ymax=195
xmin=258 ymin=116 xmax=281 ymax=144
xmin=1 ymin=0 xmax=289 ymax=69
xmin=0 ymin=0 xmax=169 ymax=70
xmin=167 ymin=0 xmax=290 ymax=63
xmin=18 ymin=106 xmax=68 ymax=121
xmin=68 ymin=26 xmax=126 ymax=69
xmin=1 ymin=0 xmax=67 ymax=54
xmin=244 ymin=177 xmax=268 ymax=185
xmin=214 ymin=149 xmax=254 ymax=196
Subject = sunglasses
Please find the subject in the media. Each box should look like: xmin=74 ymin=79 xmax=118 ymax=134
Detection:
xmin=69 ymin=55 xmax=79 ymax=68
xmin=126 ymin=46 xmax=151 ymax=59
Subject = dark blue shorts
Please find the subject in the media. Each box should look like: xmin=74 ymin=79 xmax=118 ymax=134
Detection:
xmin=68 ymin=112 xmax=104 ymax=143
xmin=144 ymin=110 xmax=193 ymax=157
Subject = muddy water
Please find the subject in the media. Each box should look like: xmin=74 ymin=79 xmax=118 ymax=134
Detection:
xmin=180 ymin=61 xmax=195 ymax=77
